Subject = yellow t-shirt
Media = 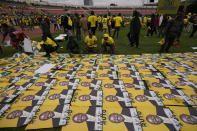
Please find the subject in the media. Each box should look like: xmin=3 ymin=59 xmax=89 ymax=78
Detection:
xmin=113 ymin=16 xmax=122 ymax=27
xmin=84 ymin=35 xmax=97 ymax=48
xmin=88 ymin=15 xmax=98 ymax=27
xmin=41 ymin=37 xmax=57 ymax=47
xmin=102 ymin=36 xmax=114 ymax=45
xmin=107 ymin=16 xmax=112 ymax=26
xmin=143 ymin=16 xmax=147 ymax=24
xmin=68 ymin=16 xmax=72 ymax=26
xmin=102 ymin=18 xmax=108 ymax=29
xmin=184 ymin=18 xmax=188 ymax=24
xmin=98 ymin=16 xmax=102 ymax=23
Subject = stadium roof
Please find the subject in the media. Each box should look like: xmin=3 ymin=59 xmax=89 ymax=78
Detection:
xmin=30 ymin=0 xmax=148 ymax=6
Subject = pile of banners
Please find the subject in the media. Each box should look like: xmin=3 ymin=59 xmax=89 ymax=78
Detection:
xmin=0 ymin=52 xmax=197 ymax=131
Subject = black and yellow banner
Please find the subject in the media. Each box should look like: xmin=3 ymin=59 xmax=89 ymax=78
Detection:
xmin=158 ymin=0 xmax=181 ymax=14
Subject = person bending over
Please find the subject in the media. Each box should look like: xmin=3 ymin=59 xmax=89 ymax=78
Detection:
xmin=101 ymin=34 xmax=115 ymax=54
xmin=40 ymin=36 xmax=58 ymax=57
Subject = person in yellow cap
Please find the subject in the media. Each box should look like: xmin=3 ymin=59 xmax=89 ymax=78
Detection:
xmin=40 ymin=35 xmax=58 ymax=57
xmin=102 ymin=34 xmax=115 ymax=54
xmin=84 ymin=32 xmax=98 ymax=53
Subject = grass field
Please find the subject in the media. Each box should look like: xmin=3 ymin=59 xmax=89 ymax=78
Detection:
xmin=0 ymin=25 xmax=197 ymax=59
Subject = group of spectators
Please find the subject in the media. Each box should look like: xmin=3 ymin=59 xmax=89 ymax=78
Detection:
xmin=0 ymin=7 xmax=197 ymax=56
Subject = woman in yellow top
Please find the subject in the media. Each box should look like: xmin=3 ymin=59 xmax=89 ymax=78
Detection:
xmin=84 ymin=32 xmax=97 ymax=53
xmin=113 ymin=13 xmax=123 ymax=38
xmin=41 ymin=36 xmax=58 ymax=57
xmin=101 ymin=34 xmax=115 ymax=54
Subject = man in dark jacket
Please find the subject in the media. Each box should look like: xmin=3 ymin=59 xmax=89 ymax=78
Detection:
xmin=128 ymin=11 xmax=141 ymax=48
xmin=159 ymin=14 xmax=184 ymax=53
xmin=189 ymin=13 xmax=197 ymax=38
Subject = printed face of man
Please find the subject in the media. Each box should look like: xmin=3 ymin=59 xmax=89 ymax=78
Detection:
xmin=59 ymin=81 xmax=69 ymax=86
xmin=86 ymin=66 xmax=93 ymax=69
xmin=157 ymin=65 xmax=164 ymax=68
xmin=78 ymin=73 xmax=87 ymax=76
xmin=35 ymin=82 xmax=45 ymax=86
xmin=180 ymin=114 xmax=197 ymax=125
xmin=99 ymin=74 xmax=109 ymax=77
xmin=122 ymin=74 xmax=130 ymax=77
xmin=167 ymin=72 xmax=176 ymax=76
xmin=105 ymin=95 xmax=118 ymax=102
xmin=135 ymin=95 xmax=148 ymax=102
xmin=191 ymin=95 xmax=197 ymax=100
xmin=6 ymin=110 xmax=23 ymax=119
xmin=39 ymin=111 xmax=55 ymax=121
xmin=146 ymin=115 xmax=163 ymax=125
xmin=139 ymin=66 xmax=147 ymax=69
xmin=109 ymin=113 xmax=125 ymax=123
xmin=22 ymin=95 xmax=35 ymax=101
xmin=144 ymin=74 xmax=154 ymax=78
xmin=163 ymin=93 xmax=175 ymax=100
xmin=78 ymin=95 xmax=91 ymax=101
xmin=175 ymin=81 xmax=186 ymax=86
xmin=102 ymin=66 xmax=110 ymax=69
xmin=124 ymin=83 xmax=135 ymax=88
xmin=28 ymin=69 xmax=35 ymax=72
xmin=58 ymin=73 xmax=67 ymax=77
xmin=104 ymin=84 xmax=114 ymax=88
xmin=0 ymin=93 xmax=8 ymax=97
xmin=26 ymin=76 xmax=33 ymax=79
xmin=72 ymin=113 xmax=88 ymax=123
xmin=81 ymin=82 xmax=90 ymax=87
xmin=120 ymin=67 xmax=128 ymax=70
xmin=152 ymin=82 xmax=163 ymax=87
xmin=48 ymin=94 xmax=60 ymax=100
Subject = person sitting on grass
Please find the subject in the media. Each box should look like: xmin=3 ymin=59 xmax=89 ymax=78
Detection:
xmin=40 ymin=35 xmax=58 ymax=57
xmin=84 ymin=32 xmax=97 ymax=53
xmin=9 ymin=31 xmax=28 ymax=53
xmin=66 ymin=35 xmax=80 ymax=54
xmin=101 ymin=34 xmax=115 ymax=54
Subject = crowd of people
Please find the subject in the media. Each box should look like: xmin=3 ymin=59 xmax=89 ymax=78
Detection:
xmin=0 ymin=7 xmax=197 ymax=56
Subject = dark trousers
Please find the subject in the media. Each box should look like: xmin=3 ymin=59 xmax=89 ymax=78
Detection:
xmin=190 ymin=25 xmax=197 ymax=37
xmin=42 ymin=44 xmax=57 ymax=55
xmin=127 ymin=32 xmax=140 ymax=48
xmin=113 ymin=27 xmax=120 ymax=38
xmin=108 ymin=25 xmax=111 ymax=35
xmin=76 ymin=27 xmax=81 ymax=40
xmin=159 ymin=35 xmax=175 ymax=53
xmin=102 ymin=43 xmax=115 ymax=54
xmin=87 ymin=47 xmax=97 ymax=54
xmin=90 ymin=27 xmax=97 ymax=35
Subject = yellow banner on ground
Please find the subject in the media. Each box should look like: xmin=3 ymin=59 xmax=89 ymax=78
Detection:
xmin=158 ymin=0 xmax=181 ymax=14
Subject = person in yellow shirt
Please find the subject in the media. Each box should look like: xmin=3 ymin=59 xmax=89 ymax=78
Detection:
xmin=107 ymin=13 xmax=112 ymax=35
xmin=113 ymin=13 xmax=123 ymax=38
xmin=40 ymin=36 xmax=58 ymax=57
xmin=101 ymin=34 xmax=115 ymax=54
xmin=183 ymin=17 xmax=188 ymax=32
xmin=102 ymin=15 xmax=108 ymax=33
xmin=98 ymin=15 xmax=102 ymax=31
xmin=84 ymin=32 xmax=98 ymax=53
xmin=88 ymin=11 xmax=98 ymax=35
xmin=143 ymin=16 xmax=147 ymax=28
